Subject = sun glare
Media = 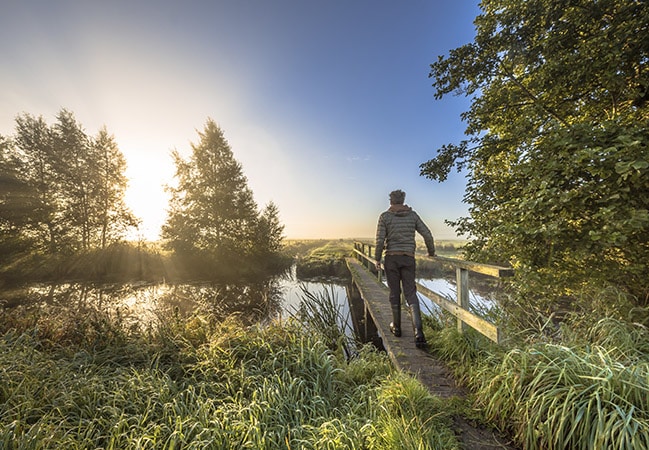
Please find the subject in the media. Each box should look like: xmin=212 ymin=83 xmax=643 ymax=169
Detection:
xmin=123 ymin=150 xmax=174 ymax=242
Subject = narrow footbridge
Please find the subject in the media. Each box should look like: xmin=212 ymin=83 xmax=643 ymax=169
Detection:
xmin=346 ymin=242 xmax=518 ymax=448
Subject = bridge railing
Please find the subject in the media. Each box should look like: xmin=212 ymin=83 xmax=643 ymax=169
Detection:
xmin=352 ymin=241 xmax=514 ymax=344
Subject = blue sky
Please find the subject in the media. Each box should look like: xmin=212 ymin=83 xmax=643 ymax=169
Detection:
xmin=1 ymin=1 xmax=480 ymax=240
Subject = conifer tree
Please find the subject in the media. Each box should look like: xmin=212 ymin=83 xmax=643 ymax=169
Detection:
xmin=163 ymin=119 xmax=272 ymax=270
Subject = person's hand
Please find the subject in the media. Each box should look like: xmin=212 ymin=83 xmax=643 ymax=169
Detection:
xmin=375 ymin=260 xmax=382 ymax=271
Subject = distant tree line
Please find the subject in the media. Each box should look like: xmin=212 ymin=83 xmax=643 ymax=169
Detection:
xmin=0 ymin=109 xmax=137 ymax=260
xmin=0 ymin=112 xmax=288 ymax=282
xmin=423 ymin=0 xmax=649 ymax=309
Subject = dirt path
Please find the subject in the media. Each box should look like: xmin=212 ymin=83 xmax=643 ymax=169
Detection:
xmin=417 ymin=352 xmax=518 ymax=449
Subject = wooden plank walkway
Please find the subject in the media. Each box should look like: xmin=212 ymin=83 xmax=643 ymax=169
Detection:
xmin=346 ymin=257 xmax=460 ymax=396
xmin=346 ymin=257 xmax=518 ymax=450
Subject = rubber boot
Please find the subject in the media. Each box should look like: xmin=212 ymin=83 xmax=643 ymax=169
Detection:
xmin=410 ymin=303 xmax=427 ymax=348
xmin=389 ymin=304 xmax=401 ymax=337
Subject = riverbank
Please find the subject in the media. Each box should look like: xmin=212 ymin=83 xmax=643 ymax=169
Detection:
xmin=0 ymin=238 xmax=468 ymax=287
xmin=3 ymin=239 xmax=647 ymax=449
xmin=0 ymin=241 xmax=294 ymax=287
xmin=0 ymin=299 xmax=462 ymax=449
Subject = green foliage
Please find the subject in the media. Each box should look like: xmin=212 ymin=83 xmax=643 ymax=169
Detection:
xmin=1 ymin=109 xmax=137 ymax=258
xmin=422 ymin=0 xmax=649 ymax=307
xmin=293 ymin=240 xmax=354 ymax=279
xmin=0 ymin=303 xmax=459 ymax=449
xmin=479 ymin=342 xmax=649 ymax=450
xmin=282 ymin=239 xmax=323 ymax=257
xmin=0 ymin=242 xmax=170 ymax=285
xmin=364 ymin=373 xmax=459 ymax=450
xmin=162 ymin=119 xmax=287 ymax=278
xmin=419 ymin=240 xmax=465 ymax=256
xmin=295 ymin=284 xmax=353 ymax=358
xmin=429 ymin=315 xmax=649 ymax=450
xmin=0 ymin=134 xmax=39 ymax=258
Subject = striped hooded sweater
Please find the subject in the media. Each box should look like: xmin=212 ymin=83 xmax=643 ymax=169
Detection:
xmin=374 ymin=204 xmax=435 ymax=261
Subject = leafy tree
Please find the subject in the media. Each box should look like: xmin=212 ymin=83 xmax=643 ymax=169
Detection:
xmin=93 ymin=127 xmax=139 ymax=249
xmin=6 ymin=109 xmax=137 ymax=255
xmin=51 ymin=109 xmax=95 ymax=250
xmin=0 ymin=135 xmax=39 ymax=259
xmin=422 ymin=0 xmax=649 ymax=306
xmin=254 ymin=201 xmax=285 ymax=256
xmin=163 ymin=119 xmax=283 ymax=274
xmin=13 ymin=113 xmax=62 ymax=252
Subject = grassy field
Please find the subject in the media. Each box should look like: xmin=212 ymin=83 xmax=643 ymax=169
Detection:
xmin=0 ymin=289 xmax=461 ymax=449
xmin=4 ymin=238 xmax=647 ymax=449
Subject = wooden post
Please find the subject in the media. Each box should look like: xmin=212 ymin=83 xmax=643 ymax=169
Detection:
xmin=364 ymin=303 xmax=377 ymax=343
xmin=346 ymin=283 xmax=367 ymax=342
xmin=457 ymin=267 xmax=469 ymax=334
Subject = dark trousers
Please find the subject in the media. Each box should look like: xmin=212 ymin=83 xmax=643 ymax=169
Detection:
xmin=384 ymin=254 xmax=419 ymax=308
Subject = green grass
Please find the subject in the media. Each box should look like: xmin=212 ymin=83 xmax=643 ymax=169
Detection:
xmin=7 ymin=243 xmax=645 ymax=449
xmin=291 ymin=240 xmax=355 ymax=279
xmin=0 ymin=290 xmax=460 ymax=449
xmin=429 ymin=317 xmax=649 ymax=450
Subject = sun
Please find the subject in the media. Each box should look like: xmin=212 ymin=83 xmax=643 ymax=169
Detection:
xmin=122 ymin=148 xmax=175 ymax=242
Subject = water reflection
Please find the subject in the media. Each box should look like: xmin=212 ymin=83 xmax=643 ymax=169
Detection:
xmin=0 ymin=266 xmax=498 ymax=341
xmin=416 ymin=277 xmax=500 ymax=321
xmin=2 ymin=281 xmax=282 ymax=327
xmin=0 ymin=266 xmax=351 ymax=331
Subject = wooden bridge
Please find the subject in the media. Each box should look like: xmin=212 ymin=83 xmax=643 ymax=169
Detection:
xmin=346 ymin=242 xmax=517 ymax=449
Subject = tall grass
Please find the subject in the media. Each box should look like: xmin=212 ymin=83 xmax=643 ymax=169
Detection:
xmin=0 ymin=292 xmax=459 ymax=449
xmin=363 ymin=373 xmax=459 ymax=449
xmin=432 ymin=317 xmax=649 ymax=450
xmin=294 ymin=284 xmax=354 ymax=359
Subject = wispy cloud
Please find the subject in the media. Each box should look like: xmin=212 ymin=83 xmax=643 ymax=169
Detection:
xmin=346 ymin=154 xmax=372 ymax=163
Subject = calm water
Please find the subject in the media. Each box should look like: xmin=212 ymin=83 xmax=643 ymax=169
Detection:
xmin=416 ymin=277 xmax=497 ymax=318
xmin=1 ymin=265 xmax=494 ymax=337
xmin=1 ymin=266 xmax=350 ymax=329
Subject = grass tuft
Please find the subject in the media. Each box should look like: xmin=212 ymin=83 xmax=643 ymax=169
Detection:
xmin=429 ymin=316 xmax=649 ymax=450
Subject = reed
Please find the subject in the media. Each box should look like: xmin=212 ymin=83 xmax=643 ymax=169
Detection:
xmin=294 ymin=284 xmax=354 ymax=359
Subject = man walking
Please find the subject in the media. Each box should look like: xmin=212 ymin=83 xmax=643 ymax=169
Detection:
xmin=374 ymin=189 xmax=435 ymax=348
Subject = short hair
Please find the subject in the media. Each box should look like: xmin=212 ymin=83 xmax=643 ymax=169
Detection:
xmin=389 ymin=189 xmax=405 ymax=205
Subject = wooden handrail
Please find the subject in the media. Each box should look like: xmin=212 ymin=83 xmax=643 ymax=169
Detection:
xmin=352 ymin=241 xmax=513 ymax=344
xmin=352 ymin=242 xmax=513 ymax=278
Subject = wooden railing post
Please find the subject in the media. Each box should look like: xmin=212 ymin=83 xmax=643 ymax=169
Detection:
xmin=456 ymin=267 xmax=469 ymax=334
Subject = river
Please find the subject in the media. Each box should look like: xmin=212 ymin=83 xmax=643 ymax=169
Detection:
xmin=1 ymin=264 xmax=496 ymax=340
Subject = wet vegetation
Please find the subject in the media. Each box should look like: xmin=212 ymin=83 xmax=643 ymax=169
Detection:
xmin=424 ymin=287 xmax=649 ymax=450
xmin=2 ymin=237 xmax=648 ymax=449
xmin=0 ymin=288 xmax=461 ymax=449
